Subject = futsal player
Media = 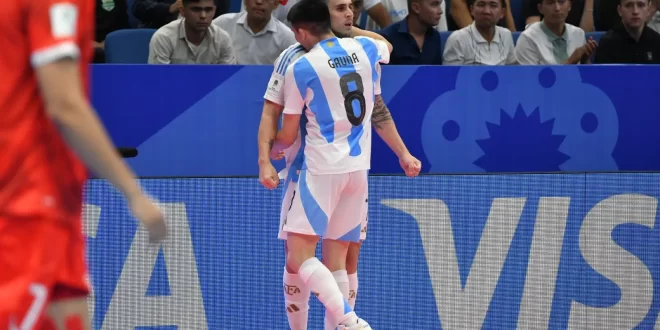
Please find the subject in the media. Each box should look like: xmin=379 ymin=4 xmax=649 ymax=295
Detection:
xmin=0 ymin=1 xmax=167 ymax=329
xmin=258 ymin=1 xmax=420 ymax=329
xmin=271 ymin=0 xmax=403 ymax=328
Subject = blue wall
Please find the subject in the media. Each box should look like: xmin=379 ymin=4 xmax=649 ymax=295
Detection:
xmin=85 ymin=173 xmax=660 ymax=329
xmin=92 ymin=65 xmax=660 ymax=177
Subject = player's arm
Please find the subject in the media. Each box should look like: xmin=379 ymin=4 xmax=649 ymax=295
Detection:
xmin=258 ymin=100 xmax=284 ymax=166
xmin=371 ymin=64 xmax=408 ymax=158
xmin=37 ymin=61 xmax=144 ymax=201
xmin=351 ymin=27 xmax=393 ymax=53
xmin=29 ymin=2 xmax=144 ymax=205
xmin=274 ymin=64 xmax=305 ymax=150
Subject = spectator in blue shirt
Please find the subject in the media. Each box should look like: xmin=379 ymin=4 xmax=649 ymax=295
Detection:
xmin=378 ymin=0 xmax=444 ymax=64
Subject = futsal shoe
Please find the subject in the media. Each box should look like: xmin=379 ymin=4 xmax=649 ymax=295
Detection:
xmin=336 ymin=318 xmax=372 ymax=330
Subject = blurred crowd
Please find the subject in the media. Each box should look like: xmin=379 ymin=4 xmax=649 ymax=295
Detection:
xmin=95 ymin=0 xmax=660 ymax=65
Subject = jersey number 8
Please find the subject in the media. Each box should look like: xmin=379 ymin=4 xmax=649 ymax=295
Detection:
xmin=339 ymin=72 xmax=366 ymax=126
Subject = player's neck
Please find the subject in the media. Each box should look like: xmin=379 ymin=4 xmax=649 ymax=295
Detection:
xmin=406 ymin=15 xmax=428 ymax=36
xmin=318 ymin=32 xmax=336 ymax=41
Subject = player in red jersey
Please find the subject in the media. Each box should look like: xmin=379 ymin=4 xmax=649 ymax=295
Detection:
xmin=0 ymin=1 xmax=167 ymax=329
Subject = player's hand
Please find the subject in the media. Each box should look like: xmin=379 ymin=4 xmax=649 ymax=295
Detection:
xmin=399 ymin=153 xmax=422 ymax=178
xmin=129 ymin=194 xmax=167 ymax=243
xmin=259 ymin=163 xmax=280 ymax=190
xmin=169 ymin=0 xmax=182 ymax=13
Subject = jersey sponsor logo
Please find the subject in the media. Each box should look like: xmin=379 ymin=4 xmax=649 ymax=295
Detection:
xmin=49 ymin=3 xmax=79 ymax=39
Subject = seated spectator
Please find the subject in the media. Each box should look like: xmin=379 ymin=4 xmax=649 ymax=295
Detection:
xmin=246 ymin=0 xmax=392 ymax=29
xmin=524 ymin=0 xmax=594 ymax=32
xmin=378 ymin=0 xmax=443 ymax=64
xmin=443 ymin=0 xmax=517 ymax=65
xmin=648 ymin=0 xmax=660 ymax=32
xmin=95 ymin=0 xmax=129 ymax=63
xmin=515 ymin=0 xmax=597 ymax=64
xmin=450 ymin=0 xmax=515 ymax=31
xmin=214 ymin=0 xmax=295 ymax=64
xmin=133 ymin=0 xmax=229 ymax=29
xmin=594 ymin=0 xmax=660 ymax=63
xmin=148 ymin=0 xmax=236 ymax=64
xmin=362 ymin=0 xmax=444 ymax=31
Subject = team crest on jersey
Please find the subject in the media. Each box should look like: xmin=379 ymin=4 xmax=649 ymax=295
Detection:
xmin=102 ymin=0 xmax=116 ymax=11
xmin=279 ymin=0 xmax=288 ymax=5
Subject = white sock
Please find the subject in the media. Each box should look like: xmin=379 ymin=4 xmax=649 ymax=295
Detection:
xmin=284 ymin=267 xmax=310 ymax=330
xmin=298 ymin=258 xmax=358 ymax=327
xmin=348 ymin=272 xmax=358 ymax=310
xmin=324 ymin=270 xmax=349 ymax=330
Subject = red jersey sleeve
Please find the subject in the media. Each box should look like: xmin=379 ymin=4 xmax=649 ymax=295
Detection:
xmin=26 ymin=1 xmax=83 ymax=68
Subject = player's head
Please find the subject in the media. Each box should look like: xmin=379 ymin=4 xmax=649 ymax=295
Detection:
xmin=181 ymin=0 xmax=216 ymax=32
xmin=287 ymin=0 xmax=334 ymax=49
xmin=407 ymin=0 xmax=443 ymax=27
xmin=327 ymin=0 xmax=355 ymax=38
xmin=618 ymin=0 xmax=650 ymax=29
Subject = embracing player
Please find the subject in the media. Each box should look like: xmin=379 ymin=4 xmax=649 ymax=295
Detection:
xmin=258 ymin=0 xmax=421 ymax=329
xmin=0 ymin=1 xmax=166 ymax=329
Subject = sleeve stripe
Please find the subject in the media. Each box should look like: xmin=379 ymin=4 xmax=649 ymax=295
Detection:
xmin=31 ymin=41 xmax=80 ymax=68
xmin=277 ymin=45 xmax=305 ymax=75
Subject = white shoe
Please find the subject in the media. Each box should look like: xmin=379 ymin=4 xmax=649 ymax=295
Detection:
xmin=336 ymin=318 xmax=372 ymax=330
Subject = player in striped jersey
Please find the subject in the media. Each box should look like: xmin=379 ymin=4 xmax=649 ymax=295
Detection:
xmin=258 ymin=1 xmax=420 ymax=330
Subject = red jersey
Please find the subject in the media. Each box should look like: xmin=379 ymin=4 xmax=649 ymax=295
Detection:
xmin=0 ymin=0 xmax=94 ymax=222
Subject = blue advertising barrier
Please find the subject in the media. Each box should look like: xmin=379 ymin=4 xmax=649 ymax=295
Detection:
xmin=85 ymin=173 xmax=660 ymax=329
xmin=91 ymin=65 xmax=660 ymax=177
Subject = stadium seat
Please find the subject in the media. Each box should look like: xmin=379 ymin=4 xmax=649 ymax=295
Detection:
xmin=104 ymin=29 xmax=156 ymax=64
xmin=512 ymin=31 xmax=521 ymax=43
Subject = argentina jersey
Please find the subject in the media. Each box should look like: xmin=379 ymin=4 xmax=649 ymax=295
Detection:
xmin=264 ymin=43 xmax=308 ymax=183
xmin=281 ymin=36 xmax=390 ymax=175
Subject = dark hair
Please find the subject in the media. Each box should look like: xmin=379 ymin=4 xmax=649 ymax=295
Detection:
xmin=182 ymin=0 xmax=215 ymax=6
xmin=287 ymin=0 xmax=332 ymax=36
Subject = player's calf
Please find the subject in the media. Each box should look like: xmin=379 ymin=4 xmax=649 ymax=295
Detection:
xmin=283 ymin=244 xmax=311 ymax=330
xmin=346 ymin=242 xmax=361 ymax=310
xmin=44 ymin=297 xmax=91 ymax=330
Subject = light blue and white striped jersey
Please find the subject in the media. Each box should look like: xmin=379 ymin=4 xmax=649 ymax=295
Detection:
xmin=282 ymin=36 xmax=390 ymax=175
xmin=264 ymin=43 xmax=307 ymax=183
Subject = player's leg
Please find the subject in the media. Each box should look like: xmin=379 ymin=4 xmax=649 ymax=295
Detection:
xmin=346 ymin=242 xmax=361 ymax=309
xmin=42 ymin=295 xmax=90 ymax=330
xmin=41 ymin=221 xmax=92 ymax=330
xmin=284 ymin=170 xmax=359 ymax=329
xmin=280 ymin=180 xmax=311 ymax=330
xmin=0 ymin=218 xmax=58 ymax=330
xmin=323 ymin=170 xmax=371 ymax=329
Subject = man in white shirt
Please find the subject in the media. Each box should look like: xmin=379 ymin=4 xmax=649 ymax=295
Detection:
xmin=149 ymin=0 xmax=236 ymax=64
xmin=213 ymin=0 xmax=296 ymax=64
xmin=515 ymin=0 xmax=597 ymax=64
xmin=443 ymin=0 xmax=516 ymax=64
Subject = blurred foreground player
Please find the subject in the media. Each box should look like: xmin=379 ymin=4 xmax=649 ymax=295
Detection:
xmin=0 ymin=1 xmax=167 ymax=329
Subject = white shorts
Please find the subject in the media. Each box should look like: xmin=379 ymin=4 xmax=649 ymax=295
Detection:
xmin=278 ymin=169 xmax=368 ymax=242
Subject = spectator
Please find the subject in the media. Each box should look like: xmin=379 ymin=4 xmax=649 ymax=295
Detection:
xmin=241 ymin=0 xmax=391 ymax=28
xmin=148 ymin=0 xmax=236 ymax=64
xmin=648 ymin=0 xmax=660 ymax=32
xmin=524 ymin=0 xmax=594 ymax=31
xmin=133 ymin=0 xmax=229 ymax=29
xmin=594 ymin=0 xmax=660 ymax=63
xmin=378 ymin=0 xmax=443 ymax=64
xmin=95 ymin=0 xmax=130 ymax=63
xmin=214 ymin=0 xmax=295 ymax=64
xmin=515 ymin=0 xmax=597 ymax=64
xmin=450 ymin=0 xmax=516 ymax=31
xmin=443 ymin=0 xmax=517 ymax=64
xmin=361 ymin=0 xmax=444 ymax=31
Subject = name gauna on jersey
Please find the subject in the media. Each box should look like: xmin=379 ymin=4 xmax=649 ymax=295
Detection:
xmin=328 ymin=53 xmax=359 ymax=68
